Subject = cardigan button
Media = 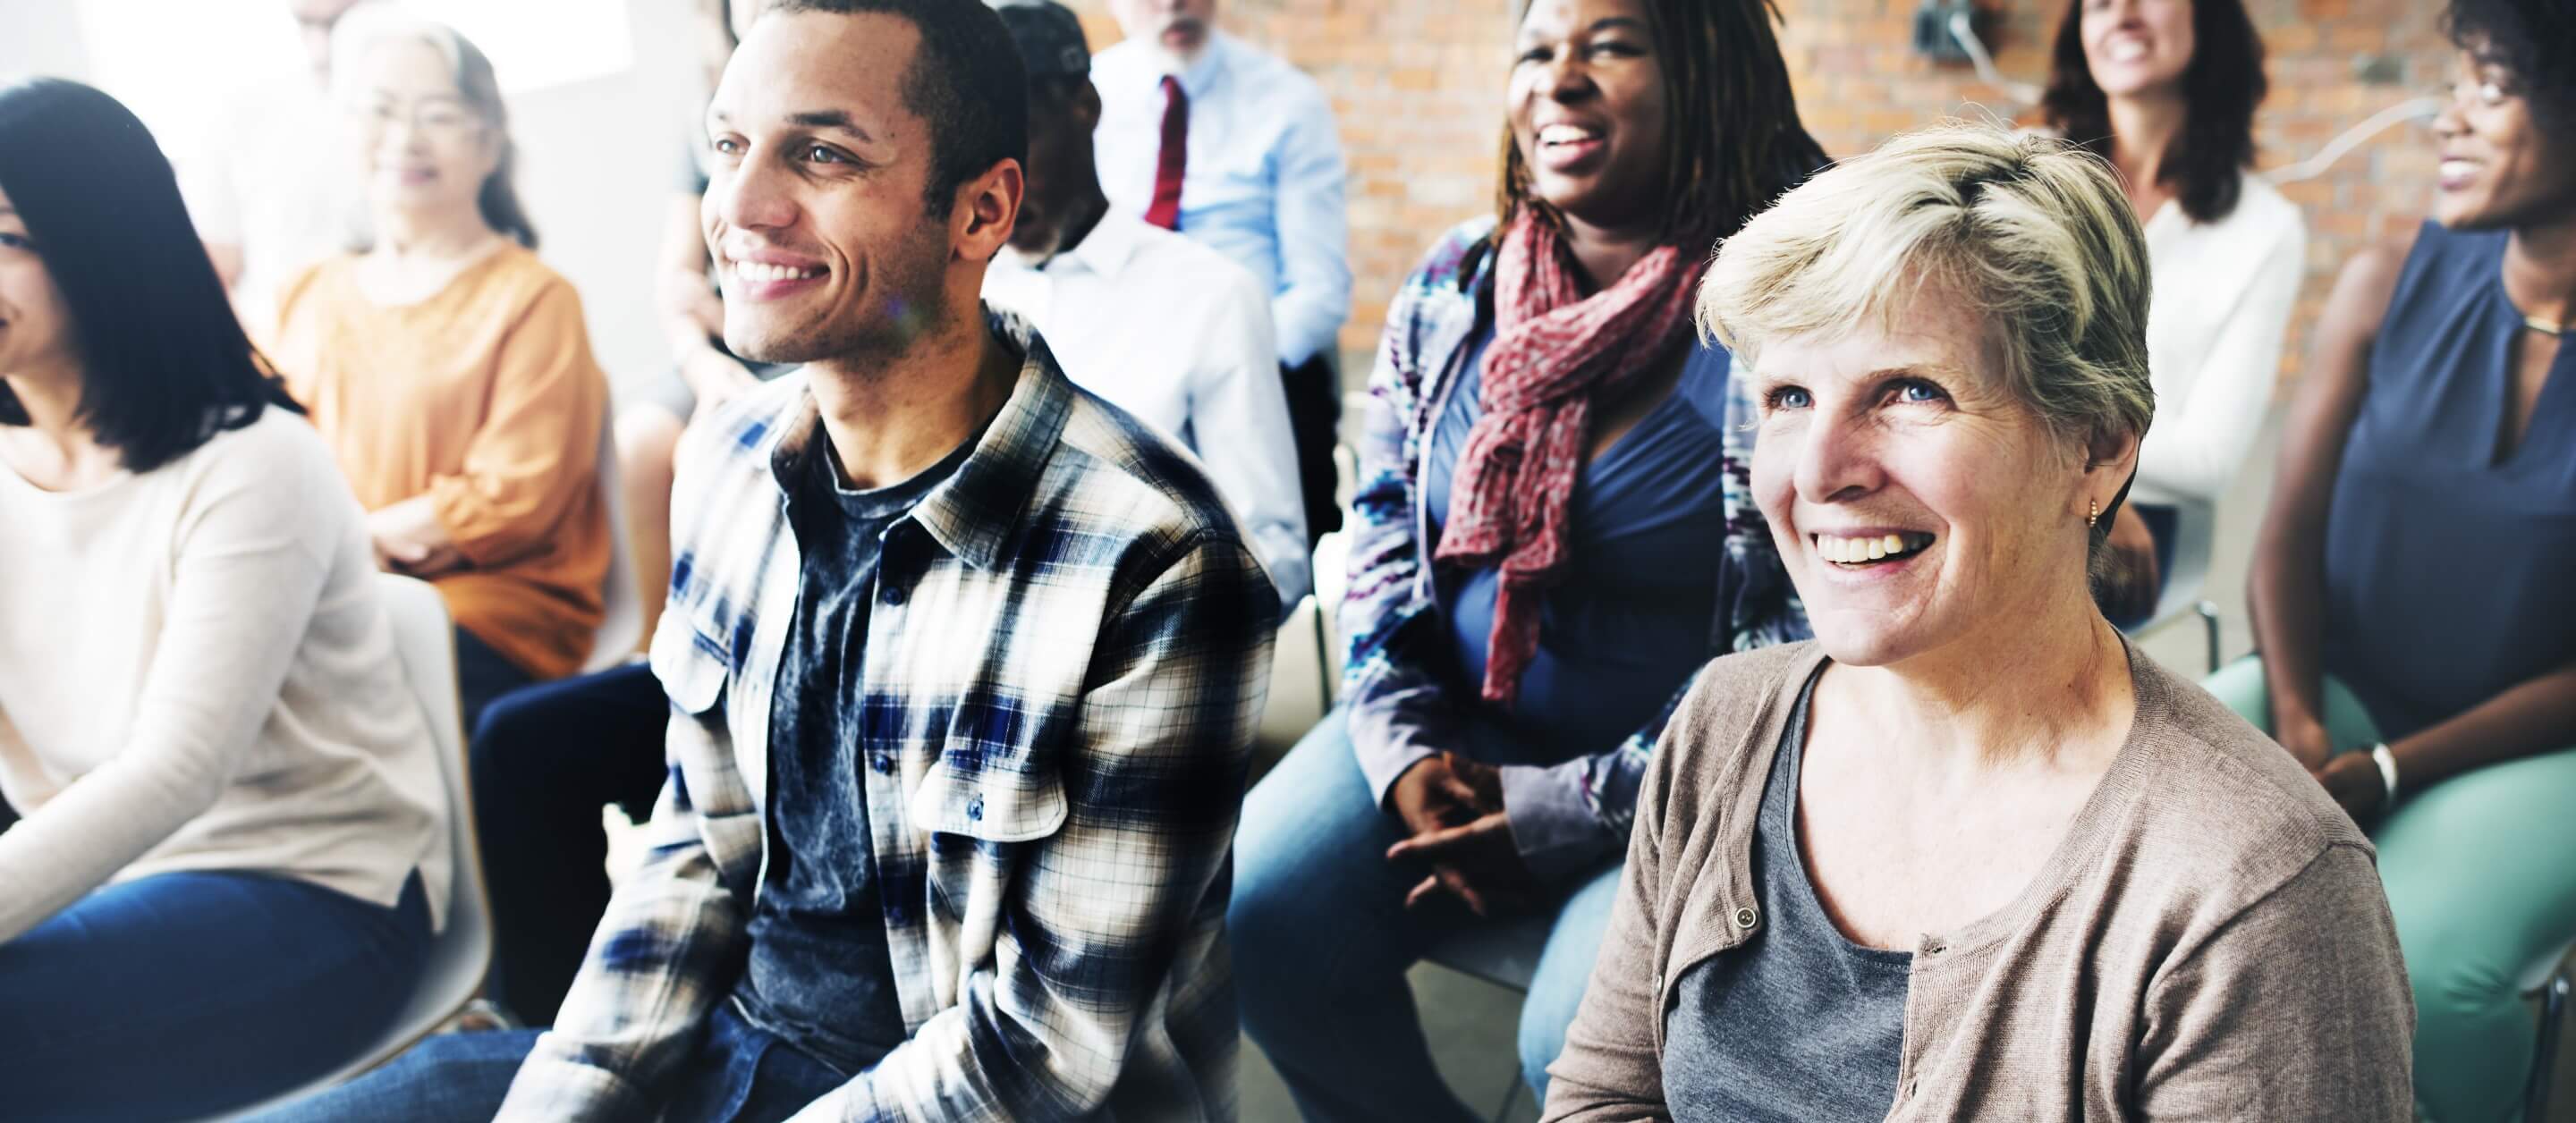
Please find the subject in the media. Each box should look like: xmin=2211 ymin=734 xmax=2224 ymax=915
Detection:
xmin=1733 ymin=906 xmax=1759 ymax=930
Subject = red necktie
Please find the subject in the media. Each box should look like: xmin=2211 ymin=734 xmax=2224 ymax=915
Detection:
xmin=1145 ymin=75 xmax=1188 ymax=231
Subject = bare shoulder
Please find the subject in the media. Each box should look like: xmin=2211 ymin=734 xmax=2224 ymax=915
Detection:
xmin=2319 ymin=232 xmax=2420 ymax=342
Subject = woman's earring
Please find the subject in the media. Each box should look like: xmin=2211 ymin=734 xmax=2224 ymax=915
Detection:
xmin=2087 ymin=499 xmax=2100 ymax=529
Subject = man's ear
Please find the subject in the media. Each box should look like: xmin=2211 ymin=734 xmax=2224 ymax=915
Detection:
xmin=954 ymin=158 xmax=1023 ymax=263
xmin=1073 ymin=79 xmax=1103 ymax=131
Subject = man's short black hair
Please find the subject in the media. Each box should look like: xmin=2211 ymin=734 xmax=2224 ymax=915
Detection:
xmin=769 ymin=0 xmax=1030 ymax=211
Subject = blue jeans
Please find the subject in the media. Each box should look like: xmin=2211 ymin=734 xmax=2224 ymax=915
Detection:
xmin=1232 ymin=712 xmax=1621 ymax=1121
xmin=470 ymin=663 xmax=671 ymax=1026
xmin=0 ymin=870 xmax=430 ymax=1122
xmin=245 ymin=1002 xmax=846 ymax=1122
xmin=454 ymin=623 xmax=539 ymax=734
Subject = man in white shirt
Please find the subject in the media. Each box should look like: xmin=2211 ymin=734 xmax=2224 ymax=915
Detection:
xmin=1091 ymin=0 xmax=1349 ymax=545
xmin=987 ymin=0 xmax=1309 ymax=606
xmin=184 ymin=0 xmax=374 ymax=334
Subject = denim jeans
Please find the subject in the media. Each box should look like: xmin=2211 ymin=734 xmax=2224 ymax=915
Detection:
xmin=469 ymin=663 xmax=671 ymax=1026
xmin=1231 ymin=711 xmax=1621 ymax=1121
xmin=0 ymin=870 xmax=430 ymax=1122
xmin=454 ymin=623 xmax=539 ymax=734
xmin=244 ymin=1002 xmax=846 ymax=1123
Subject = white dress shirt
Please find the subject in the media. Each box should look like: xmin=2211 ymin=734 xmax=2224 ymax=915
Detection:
xmin=1092 ymin=31 xmax=1351 ymax=368
xmin=985 ymin=209 xmax=1312 ymax=604
xmin=2133 ymin=173 xmax=2308 ymax=507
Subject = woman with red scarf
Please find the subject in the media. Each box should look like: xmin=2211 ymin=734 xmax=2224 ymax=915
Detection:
xmin=1230 ymin=0 xmax=1825 ymax=1116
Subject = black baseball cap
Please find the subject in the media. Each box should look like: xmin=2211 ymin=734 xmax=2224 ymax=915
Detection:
xmin=995 ymin=1 xmax=1090 ymax=81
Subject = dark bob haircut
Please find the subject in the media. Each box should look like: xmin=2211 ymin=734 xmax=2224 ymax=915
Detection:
xmin=1498 ymin=0 xmax=1830 ymax=259
xmin=768 ymin=0 xmax=1028 ymax=214
xmin=2042 ymin=0 xmax=2269 ymax=224
xmin=0 ymin=78 xmax=300 ymax=474
xmin=2445 ymin=0 xmax=2576 ymax=136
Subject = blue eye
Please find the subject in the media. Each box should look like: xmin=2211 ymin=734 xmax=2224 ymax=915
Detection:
xmin=1767 ymin=386 xmax=1812 ymax=410
xmin=1894 ymin=379 xmax=1947 ymax=404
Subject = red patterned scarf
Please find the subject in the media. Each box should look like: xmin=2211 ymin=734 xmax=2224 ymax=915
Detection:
xmin=1435 ymin=215 xmax=1707 ymax=707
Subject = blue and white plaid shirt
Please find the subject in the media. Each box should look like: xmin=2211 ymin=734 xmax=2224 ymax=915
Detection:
xmin=496 ymin=313 xmax=1276 ymax=1122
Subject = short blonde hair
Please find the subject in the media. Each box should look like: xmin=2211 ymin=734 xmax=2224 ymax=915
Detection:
xmin=1699 ymin=122 xmax=2154 ymax=453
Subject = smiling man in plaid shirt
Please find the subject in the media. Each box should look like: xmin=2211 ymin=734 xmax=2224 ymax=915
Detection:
xmin=250 ymin=3 xmax=1276 ymax=1121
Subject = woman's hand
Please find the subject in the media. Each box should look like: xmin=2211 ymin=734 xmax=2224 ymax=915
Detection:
xmin=1385 ymin=754 xmax=1538 ymax=917
xmin=2312 ymin=752 xmax=2390 ymax=824
xmin=368 ymin=497 xmax=464 ymax=578
xmin=2274 ymin=710 xmax=2334 ymax=773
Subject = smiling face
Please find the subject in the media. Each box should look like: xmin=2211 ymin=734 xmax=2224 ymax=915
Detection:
xmin=1509 ymin=0 xmax=1669 ymax=232
xmin=1748 ymin=297 xmax=2117 ymax=670
xmin=1108 ymin=0 xmax=1216 ymax=64
xmin=2431 ymin=46 xmax=2576 ymax=231
xmin=0 ymin=183 xmax=76 ymax=384
xmin=2079 ymin=0 xmax=2195 ymax=100
xmin=350 ymin=37 xmax=499 ymax=226
xmin=703 ymin=11 xmax=962 ymax=367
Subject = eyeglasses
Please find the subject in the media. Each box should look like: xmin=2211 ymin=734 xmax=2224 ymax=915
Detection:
xmin=351 ymin=98 xmax=485 ymax=139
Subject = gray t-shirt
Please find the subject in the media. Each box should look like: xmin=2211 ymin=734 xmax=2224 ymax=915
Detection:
xmin=731 ymin=432 xmax=972 ymax=1074
xmin=1662 ymin=666 xmax=1911 ymax=1120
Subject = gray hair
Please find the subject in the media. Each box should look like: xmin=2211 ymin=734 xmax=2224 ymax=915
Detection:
xmin=329 ymin=8 xmax=538 ymax=248
xmin=1698 ymin=122 xmax=2154 ymax=524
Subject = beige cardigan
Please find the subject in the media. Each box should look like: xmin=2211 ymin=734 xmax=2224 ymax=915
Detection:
xmin=1543 ymin=642 xmax=2413 ymax=1121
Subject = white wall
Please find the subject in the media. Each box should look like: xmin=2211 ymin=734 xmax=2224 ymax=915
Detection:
xmin=504 ymin=0 xmax=701 ymax=404
xmin=0 ymin=1 xmax=91 ymax=80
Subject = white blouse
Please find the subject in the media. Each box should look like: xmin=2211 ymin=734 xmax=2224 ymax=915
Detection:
xmin=2132 ymin=173 xmax=2308 ymax=507
xmin=0 ymin=410 xmax=449 ymax=942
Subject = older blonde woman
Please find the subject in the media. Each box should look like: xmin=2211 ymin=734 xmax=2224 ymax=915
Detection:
xmin=1542 ymin=124 xmax=2413 ymax=1121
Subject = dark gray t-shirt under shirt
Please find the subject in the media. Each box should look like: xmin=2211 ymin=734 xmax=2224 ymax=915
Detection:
xmin=1662 ymin=666 xmax=1911 ymax=1121
xmin=730 ymin=432 xmax=971 ymax=1075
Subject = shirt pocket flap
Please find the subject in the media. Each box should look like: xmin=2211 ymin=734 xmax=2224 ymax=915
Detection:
xmin=909 ymin=744 xmax=1068 ymax=843
xmin=648 ymin=615 xmax=731 ymax=717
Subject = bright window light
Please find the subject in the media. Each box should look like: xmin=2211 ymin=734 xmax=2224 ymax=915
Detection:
xmin=74 ymin=0 xmax=633 ymax=155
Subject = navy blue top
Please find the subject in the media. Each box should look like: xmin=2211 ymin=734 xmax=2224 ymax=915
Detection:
xmin=2323 ymin=222 xmax=2576 ymax=740
xmin=732 ymin=434 xmax=972 ymax=1073
xmin=1423 ymin=332 xmax=1734 ymax=766
xmin=1665 ymin=665 xmax=1910 ymax=1120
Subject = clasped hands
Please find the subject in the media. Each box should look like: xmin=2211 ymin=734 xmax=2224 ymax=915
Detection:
xmin=2275 ymin=713 xmax=2392 ymax=823
xmin=1384 ymin=752 xmax=1541 ymax=917
xmin=369 ymin=496 xmax=466 ymax=579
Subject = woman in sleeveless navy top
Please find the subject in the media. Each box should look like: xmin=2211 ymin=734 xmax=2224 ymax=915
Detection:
xmin=2212 ymin=3 xmax=2576 ymax=1117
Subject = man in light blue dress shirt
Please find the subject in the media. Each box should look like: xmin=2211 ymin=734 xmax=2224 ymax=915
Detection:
xmin=1094 ymin=0 xmax=1352 ymax=540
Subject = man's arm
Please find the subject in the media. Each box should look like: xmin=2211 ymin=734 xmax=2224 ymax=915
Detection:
xmin=1189 ymin=260 xmax=1309 ymax=605
xmin=1266 ymin=82 xmax=1352 ymax=368
xmin=788 ymin=533 xmax=1275 ymax=1122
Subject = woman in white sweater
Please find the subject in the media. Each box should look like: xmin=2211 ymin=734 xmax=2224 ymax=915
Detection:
xmin=2043 ymin=0 xmax=2308 ymax=623
xmin=0 ymin=79 xmax=450 ymax=1119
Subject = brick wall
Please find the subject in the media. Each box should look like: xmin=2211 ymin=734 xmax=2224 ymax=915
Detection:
xmin=1072 ymin=0 xmax=2452 ymax=379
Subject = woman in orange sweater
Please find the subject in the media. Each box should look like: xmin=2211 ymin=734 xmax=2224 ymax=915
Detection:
xmin=269 ymin=12 xmax=610 ymax=728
